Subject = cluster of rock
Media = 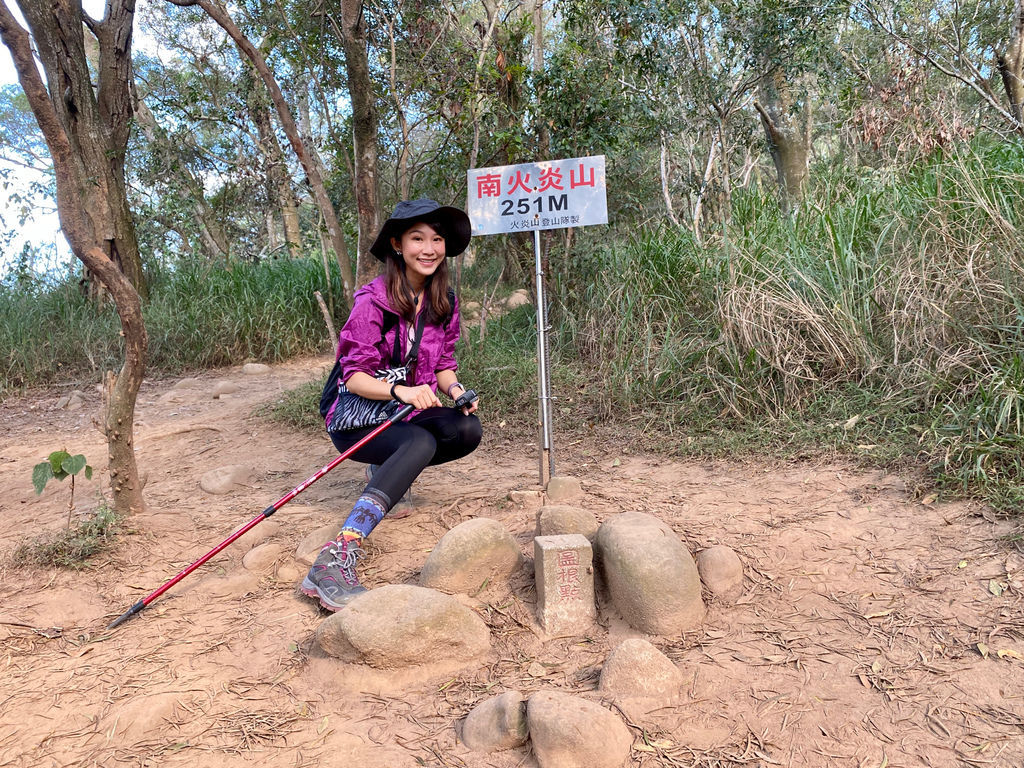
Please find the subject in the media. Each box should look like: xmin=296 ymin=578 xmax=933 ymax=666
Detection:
xmin=460 ymin=638 xmax=684 ymax=767
xmin=304 ymin=482 xmax=743 ymax=670
xmin=213 ymin=464 xmax=744 ymax=766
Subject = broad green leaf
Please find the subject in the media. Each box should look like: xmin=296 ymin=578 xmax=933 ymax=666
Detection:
xmin=32 ymin=462 xmax=53 ymax=494
xmin=84 ymin=465 xmax=93 ymax=480
xmin=62 ymin=454 xmax=87 ymax=476
xmin=48 ymin=450 xmax=70 ymax=474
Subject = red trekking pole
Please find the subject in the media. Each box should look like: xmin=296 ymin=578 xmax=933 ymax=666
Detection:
xmin=107 ymin=404 xmax=415 ymax=630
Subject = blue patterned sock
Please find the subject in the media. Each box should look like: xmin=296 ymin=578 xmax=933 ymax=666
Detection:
xmin=338 ymin=492 xmax=389 ymax=540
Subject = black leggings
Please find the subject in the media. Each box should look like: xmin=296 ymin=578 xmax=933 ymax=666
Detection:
xmin=329 ymin=407 xmax=482 ymax=510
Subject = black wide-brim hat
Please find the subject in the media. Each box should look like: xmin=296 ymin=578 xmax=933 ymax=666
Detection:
xmin=370 ymin=198 xmax=472 ymax=262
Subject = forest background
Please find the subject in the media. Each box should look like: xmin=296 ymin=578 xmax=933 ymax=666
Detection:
xmin=0 ymin=0 xmax=1022 ymax=518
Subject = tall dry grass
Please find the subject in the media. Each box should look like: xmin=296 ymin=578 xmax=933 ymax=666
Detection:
xmin=555 ymin=139 xmax=1023 ymax=500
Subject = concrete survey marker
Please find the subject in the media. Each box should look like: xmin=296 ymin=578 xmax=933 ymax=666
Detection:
xmin=534 ymin=534 xmax=596 ymax=636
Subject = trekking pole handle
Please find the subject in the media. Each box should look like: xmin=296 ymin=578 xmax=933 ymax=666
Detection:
xmin=391 ymin=403 xmax=415 ymax=422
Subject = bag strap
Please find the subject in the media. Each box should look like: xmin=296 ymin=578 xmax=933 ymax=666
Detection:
xmin=402 ymin=309 xmax=428 ymax=370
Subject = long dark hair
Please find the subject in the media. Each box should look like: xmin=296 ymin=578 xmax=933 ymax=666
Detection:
xmin=385 ymin=220 xmax=453 ymax=324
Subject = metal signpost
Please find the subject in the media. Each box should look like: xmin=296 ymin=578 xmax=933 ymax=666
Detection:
xmin=467 ymin=155 xmax=608 ymax=486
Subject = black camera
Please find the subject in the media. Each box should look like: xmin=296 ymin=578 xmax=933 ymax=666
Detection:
xmin=454 ymin=389 xmax=479 ymax=409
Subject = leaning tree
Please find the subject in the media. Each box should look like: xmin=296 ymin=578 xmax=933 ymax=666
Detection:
xmin=0 ymin=0 xmax=147 ymax=516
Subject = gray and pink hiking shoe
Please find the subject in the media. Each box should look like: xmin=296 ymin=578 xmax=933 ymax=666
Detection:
xmin=300 ymin=538 xmax=367 ymax=610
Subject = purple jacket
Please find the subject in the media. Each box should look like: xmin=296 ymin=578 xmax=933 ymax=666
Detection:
xmin=325 ymin=275 xmax=460 ymax=425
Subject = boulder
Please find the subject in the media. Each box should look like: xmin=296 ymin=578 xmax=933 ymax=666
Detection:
xmin=212 ymin=380 xmax=241 ymax=397
xmin=535 ymin=504 xmax=599 ymax=541
xmin=546 ymin=476 xmax=582 ymax=502
xmin=296 ymin=522 xmax=343 ymax=565
xmin=57 ymin=390 xmax=87 ymax=410
xmin=460 ymin=690 xmax=528 ymax=753
xmin=242 ymin=542 xmax=285 ymax=572
xmin=199 ymin=464 xmax=255 ymax=495
xmin=315 ymin=584 xmax=490 ymax=668
xmin=527 ymin=691 xmax=631 ymax=768
xmin=504 ymin=289 xmax=531 ymax=310
xmin=595 ymin=512 xmax=704 ymax=634
xmin=599 ymin=638 xmax=683 ymax=699
xmin=419 ymin=518 xmax=522 ymax=595
xmin=696 ymin=545 xmax=743 ymax=600
xmin=274 ymin=563 xmax=300 ymax=584
xmin=241 ymin=362 xmax=271 ymax=375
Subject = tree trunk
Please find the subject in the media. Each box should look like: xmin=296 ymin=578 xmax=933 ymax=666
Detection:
xmin=339 ymin=0 xmax=382 ymax=288
xmin=999 ymin=0 xmax=1024 ymax=128
xmin=384 ymin=12 xmax=412 ymax=200
xmin=532 ymin=0 xmax=550 ymax=156
xmin=14 ymin=0 xmax=147 ymax=300
xmin=246 ymin=67 xmax=302 ymax=259
xmin=754 ymin=70 xmax=811 ymax=211
xmin=1 ymin=0 xmax=147 ymax=515
xmin=168 ymin=0 xmax=354 ymax=303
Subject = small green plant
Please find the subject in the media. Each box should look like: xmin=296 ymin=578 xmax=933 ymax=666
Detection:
xmin=33 ymin=450 xmax=94 ymax=528
xmin=11 ymin=502 xmax=121 ymax=570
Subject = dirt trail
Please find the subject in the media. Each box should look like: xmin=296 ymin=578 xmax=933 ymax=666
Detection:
xmin=1 ymin=356 xmax=1023 ymax=767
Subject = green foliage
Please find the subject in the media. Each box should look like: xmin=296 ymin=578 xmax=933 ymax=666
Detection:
xmin=263 ymin=378 xmax=324 ymax=433
xmin=545 ymin=139 xmax=1024 ymax=507
xmin=32 ymin=450 xmax=93 ymax=495
xmin=929 ymin=355 xmax=1024 ymax=510
xmin=0 ymin=256 xmax=343 ymax=393
xmin=10 ymin=503 xmax=121 ymax=570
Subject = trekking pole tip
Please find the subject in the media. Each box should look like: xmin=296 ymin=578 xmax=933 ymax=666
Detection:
xmin=107 ymin=600 xmax=147 ymax=630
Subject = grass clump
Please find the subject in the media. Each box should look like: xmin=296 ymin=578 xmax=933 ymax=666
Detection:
xmin=551 ymin=139 xmax=1024 ymax=507
xmin=11 ymin=503 xmax=122 ymax=570
xmin=0 ymin=256 xmax=343 ymax=393
xmin=264 ymin=377 xmax=327 ymax=433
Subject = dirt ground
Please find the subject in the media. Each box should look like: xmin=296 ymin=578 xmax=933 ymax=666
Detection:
xmin=2 ymin=355 xmax=1024 ymax=768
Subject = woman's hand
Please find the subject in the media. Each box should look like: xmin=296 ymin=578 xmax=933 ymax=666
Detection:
xmin=461 ymin=395 xmax=479 ymax=416
xmin=393 ymin=383 xmax=441 ymax=410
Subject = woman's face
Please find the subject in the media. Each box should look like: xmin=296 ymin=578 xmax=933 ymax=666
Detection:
xmin=392 ymin=222 xmax=445 ymax=286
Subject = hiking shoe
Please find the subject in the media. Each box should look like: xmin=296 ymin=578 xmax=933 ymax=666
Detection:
xmin=300 ymin=538 xmax=367 ymax=610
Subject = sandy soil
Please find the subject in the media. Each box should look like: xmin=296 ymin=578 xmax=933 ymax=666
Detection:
xmin=1 ymin=355 xmax=1023 ymax=768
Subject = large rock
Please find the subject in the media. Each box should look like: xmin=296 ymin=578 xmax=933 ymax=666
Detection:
xmin=527 ymin=691 xmax=632 ymax=768
xmin=242 ymin=542 xmax=285 ymax=572
xmin=419 ymin=518 xmax=522 ymax=595
xmin=696 ymin=545 xmax=743 ymax=600
xmin=546 ymin=476 xmax=582 ymax=502
xmin=599 ymin=638 xmax=683 ymax=699
xmin=535 ymin=504 xmax=599 ymax=541
xmin=595 ymin=512 xmax=704 ymax=634
xmin=211 ymin=380 xmax=240 ymax=397
xmin=461 ymin=691 xmax=528 ymax=753
xmin=504 ymin=289 xmax=531 ymax=310
xmin=315 ymin=584 xmax=490 ymax=668
xmin=241 ymin=362 xmax=271 ymax=375
xmin=296 ymin=522 xmax=343 ymax=565
xmin=199 ymin=464 xmax=255 ymax=494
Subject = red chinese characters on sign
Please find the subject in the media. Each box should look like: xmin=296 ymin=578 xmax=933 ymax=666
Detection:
xmin=556 ymin=549 xmax=581 ymax=599
xmin=507 ymin=170 xmax=533 ymax=194
xmin=476 ymin=173 xmax=502 ymax=198
xmin=538 ymin=167 xmax=564 ymax=192
xmin=570 ymin=162 xmax=595 ymax=189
